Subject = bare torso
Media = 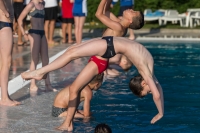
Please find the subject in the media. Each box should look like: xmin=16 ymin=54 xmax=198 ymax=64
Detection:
xmin=103 ymin=27 xmax=126 ymax=37
xmin=53 ymin=85 xmax=88 ymax=108
xmin=0 ymin=0 xmax=14 ymax=22
xmin=29 ymin=1 xmax=44 ymax=30
xmin=113 ymin=37 xmax=154 ymax=73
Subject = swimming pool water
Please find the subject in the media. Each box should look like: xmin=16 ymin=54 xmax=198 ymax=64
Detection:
xmin=74 ymin=42 xmax=200 ymax=133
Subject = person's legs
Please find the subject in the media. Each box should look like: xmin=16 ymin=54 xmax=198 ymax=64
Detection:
xmin=17 ymin=24 xmax=23 ymax=45
xmin=40 ymin=35 xmax=57 ymax=92
xmin=13 ymin=20 xmax=18 ymax=37
xmin=0 ymin=28 xmax=20 ymax=106
xmin=21 ymin=38 xmax=106 ymax=80
xmin=44 ymin=20 xmax=50 ymax=42
xmin=57 ymin=61 xmax=99 ymax=131
xmin=77 ymin=16 xmax=85 ymax=44
xmin=28 ymin=34 xmax=41 ymax=91
xmin=67 ymin=23 xmax=73 ymax=43
xmin=74 ymin=16 xmax=79 ymax=44
xmin=48 ymin=20 xmax=56 ymax=44
xmin=15 ymin=2 xmax=25 ymax=45
xmin=62 ymin=22 xmax=67 ymax=43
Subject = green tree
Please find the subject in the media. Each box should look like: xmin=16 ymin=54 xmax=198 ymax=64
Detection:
xmin=86 ymin=0 xmax=200 ymax=22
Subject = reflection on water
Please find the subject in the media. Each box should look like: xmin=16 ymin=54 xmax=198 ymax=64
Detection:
xmin=79 ymin=42 xmax=200 ymax=132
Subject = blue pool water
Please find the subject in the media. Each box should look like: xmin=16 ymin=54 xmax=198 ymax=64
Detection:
xmin=74 ymin=42 xmax=200 ymax=132
xmin=1 ymin=42 xmax=200 ymax=133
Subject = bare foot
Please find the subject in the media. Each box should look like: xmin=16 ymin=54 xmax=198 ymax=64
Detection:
xmin=0 ymin=99 xmax=21 ymax=106
xmin=68 ymin=40 xmax=75 ymax=44
xmin=56 ymin=122 xmax=73 ymax=131
xmin=21 ymin=70 xmax=45 ymax=80
xmin=45 ymin=84 xmax=58 ymax=92
xmin=48 ymin=40 xmax=58 ymax=45
xmin=17 ymin=41 xmax=25 ymax=46
xmin=13 ymin=100 xmax=21 ymax=105
xmin=61 ymin=39 xmax=66 ymax=44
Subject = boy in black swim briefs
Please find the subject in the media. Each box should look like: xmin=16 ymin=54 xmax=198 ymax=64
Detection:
xmin=21 ymin=37 xmax=164 ymax=131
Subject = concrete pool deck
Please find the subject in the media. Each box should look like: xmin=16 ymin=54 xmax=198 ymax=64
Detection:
xmin=1 ymin=41 xmax=88 ymax=132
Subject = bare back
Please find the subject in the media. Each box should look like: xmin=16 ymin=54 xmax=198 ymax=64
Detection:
xmin=53 ymin=85 xmax=90 ymax=108
xmin=53 ymin=85 xmax=70 ymax=108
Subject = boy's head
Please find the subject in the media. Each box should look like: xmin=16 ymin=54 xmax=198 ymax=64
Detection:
xmin=94 ymin=123 xmax=112 ymax=133
xmin=119 ymin=55 xmax=132 ymax=71
xmin=129 ymin=74 xmax=151 ymax=97
xmin=123 ymin=9 xmax=144 ymax=30
xmin=89 ymin=73 xmax=104 ymax=91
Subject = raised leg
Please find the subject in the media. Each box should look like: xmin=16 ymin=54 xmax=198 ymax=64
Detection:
xmin=21 ymin=38 xmax=105 ymax=80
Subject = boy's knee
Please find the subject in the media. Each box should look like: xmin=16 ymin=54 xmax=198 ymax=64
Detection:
xmin=67 ymin=47 xmax=79 ymax=60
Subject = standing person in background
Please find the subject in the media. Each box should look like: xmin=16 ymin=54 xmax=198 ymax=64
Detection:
xmin=113 ymin=0 xmax=135 ymax=40
xmin=14 ymin=0 xmax=25 ymax=45
xmin=73 ymin=0 xmax=87 ymax=44
xmin=44 ymin=0 xmax=58 ymax=45
xmin=18 ymin=0 xmax=57 ymax=92
xmin=0 ymin=0 xmax=20 ymax=106
xmin=60 ymin=0 xmax=74 ymax=44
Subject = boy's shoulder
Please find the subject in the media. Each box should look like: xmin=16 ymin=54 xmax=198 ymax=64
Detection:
xmin=81 ymin=86 xmax=93 ymax=99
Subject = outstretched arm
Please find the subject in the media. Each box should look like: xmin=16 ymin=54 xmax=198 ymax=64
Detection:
xmin=95 ymin=0 xmax=122 ymax=31
xmin=151 ymin=75 xmax=164 ymax=123
xmin=140 ymin=69 xmax=164 ymax=124
xmin=104 ymin=0 xmax=119 ymax=22
xmin=0 ymin=0 xmax=9 ymax=17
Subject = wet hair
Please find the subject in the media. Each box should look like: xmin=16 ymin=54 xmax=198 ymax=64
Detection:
xmin=94 ymin=123 xmax=112 ymax=133
xmin=129 ymin=11 xmax=144 ymax=30
xmin=129 ymin=74 xmax=144 ymax=97
xmin=90 ymin=73 xmax=104 ymax=84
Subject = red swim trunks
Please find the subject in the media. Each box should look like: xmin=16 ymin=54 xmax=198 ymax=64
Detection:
xmin=88 ymin=56 xmax=108 ymax=74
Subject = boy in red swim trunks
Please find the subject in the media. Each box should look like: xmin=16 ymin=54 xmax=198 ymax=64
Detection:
xmin=21 ymin=37 xmax=164 ymax=131
xmin=88 ymin=56 xmax=108 ymax=74
xmin=60 ymin=0 xmax=74 ymax=44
